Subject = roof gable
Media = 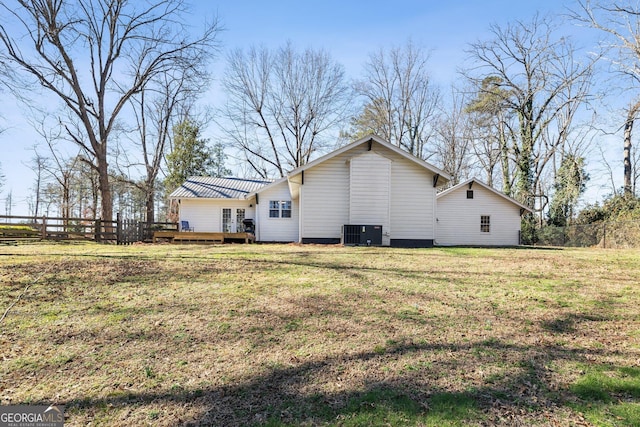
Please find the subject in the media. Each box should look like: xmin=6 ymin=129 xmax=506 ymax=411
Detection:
xmin=287 ymin=134 xmax=451 ymax=183
xmin=251 ymin=176 xmax=290 ymax=195
xmin=437 ymin=178 xmax=533 ymax=213
xmin=169 ymin=177 xmax=272 ymax=199
xmin=170 ymin=135 xmax=452 ymax=200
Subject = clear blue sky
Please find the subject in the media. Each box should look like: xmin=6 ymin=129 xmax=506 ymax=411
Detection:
xmin=1 ymin=0 xmax=606 ymax=216
xmin=201 ymin=0 xmax=579 ymax=82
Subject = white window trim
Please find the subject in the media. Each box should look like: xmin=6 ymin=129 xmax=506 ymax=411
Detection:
xmin=269 ymin=200 xmax=281 ymax=218
xmin=268 ymin=200 xmax=292 ymax=219
xmin=480 ymin=215 xmax=491 ymax=233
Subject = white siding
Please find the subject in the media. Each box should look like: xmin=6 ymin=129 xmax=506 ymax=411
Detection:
xmin=300 ymin=143 xmax=437 ymax=243
xmin=256 ymin=181 xmax=299 ymax=242
xmin=350 ymin=152 xmax=391 ymax=245
xmin=389 ymin=154 xmax=435 ymax=240
xmin=436 ymin=185 xmax=522 ymax=246
xmin=300 ymin=149 xmax=353 ymax=240
xmin=179 ymin=199 xmax=254 ymax=232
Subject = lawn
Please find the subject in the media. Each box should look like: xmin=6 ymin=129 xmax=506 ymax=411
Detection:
xmin=0 ymin=242 xmax=638 ymax=426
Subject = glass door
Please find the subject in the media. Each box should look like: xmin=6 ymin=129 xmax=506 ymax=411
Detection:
xmin=236 ymin=209 xmax=245 ymax=232
xmin=222 ymin=208 xmax=246 ymax=232
xmin=222 ymin=208 xmax=232 ymax=232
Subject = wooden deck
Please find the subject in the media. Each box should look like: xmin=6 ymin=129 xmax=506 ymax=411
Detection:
xmin=153 ymin=231 xmax=255 ymax=244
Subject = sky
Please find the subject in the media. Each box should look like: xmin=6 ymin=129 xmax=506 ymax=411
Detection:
xmin=0 ymin=0 xmax=616 ymax=216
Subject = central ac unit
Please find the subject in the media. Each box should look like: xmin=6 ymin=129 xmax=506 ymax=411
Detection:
xmin=342 ymin=225 xmax=383 ymax=246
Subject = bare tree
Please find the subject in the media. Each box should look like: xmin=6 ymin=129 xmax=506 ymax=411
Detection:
xmin=0 ymin=161 xmax=4 ymax=196
xmin=0 ymin=0 xmax=220 ymax=222
xmin=353 ymin=40 xmax=440 ymax=159
xmin=116 ymin=59 xmax=213 ymax=225
xmin=25 ymin=147 xmax=49 ymax=218
xmin=633 ymin=129 xmax=640 ymax=194
xmin=30 ymin=116 xmax=102 ymax=222
xmin=465 ymin=14 xmax=595 ymax=211
xmin=4 ymin=190 xmax=12 ymax=216
xmin=465 ymin=76 xmax=517 ymax=192
xmin=622 ymin=101 xmax=640 ymax=195
xmin=433 ymin=87 xmax=474 ymax=185
xmin=222 ymin=42 xmax=350 ymax=178
xmin=571 ymin=1 xmax=640 ymax=196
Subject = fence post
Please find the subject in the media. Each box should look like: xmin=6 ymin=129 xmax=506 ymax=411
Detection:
xmin=603 ymin=222 xmax=606 ymax=249
xmin=94 ymin=218 xmax=101 ymax=243
xmin=116 ymin=212 xmax=122 ymax=245
xmin=41 ymin=216 xmax=46 ymax=240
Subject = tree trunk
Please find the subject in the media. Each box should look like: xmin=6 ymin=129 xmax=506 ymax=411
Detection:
xmin=483 ymin=154 xmax=494 ymax=187
xmin=62 ymin=172 xmax=70 ymax=226
xmin=97 ymin=155 xmax=112 ymax=223
xmin=34 ymin=172 xmax=41 ymax=218
xmin=499 ymin=120 xmax=511 ymax=196
xmin=623 ymin=105 xmax=637 ymax=195
xmin=517 ymin=101 xmax=535 ymax=208
xmin=145 ymin=187 xmax=155 ymax=227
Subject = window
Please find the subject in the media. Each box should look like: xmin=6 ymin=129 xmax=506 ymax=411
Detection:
xmin=281 ymin=201 xmax=292 ymax=218
xmin=269 ymin=200 xmax=280 ymax=218
xmin=480 ymin=215 xmax=490 ymax=233
xmin=467 ymin=190 xmax=474 ymax=199
xmin=269 ymin=200 xmax=292 ymax=218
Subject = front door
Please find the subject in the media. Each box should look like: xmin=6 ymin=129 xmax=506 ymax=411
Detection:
xmin=222 ymin=208 xmax=246 ymax=232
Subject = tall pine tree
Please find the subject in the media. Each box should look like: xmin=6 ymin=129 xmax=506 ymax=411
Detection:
xmin=164 ymin=120 xmax=230 ymax=193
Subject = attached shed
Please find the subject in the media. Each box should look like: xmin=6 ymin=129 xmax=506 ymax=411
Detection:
xmin=436 ymin=178 xmax=533 ymax=246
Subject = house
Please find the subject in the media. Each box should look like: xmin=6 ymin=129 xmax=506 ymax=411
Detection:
xmin=169 ymin=135 xmax=451 ymax=247
xmin=435 ymin=178 xmax=533 ymax=246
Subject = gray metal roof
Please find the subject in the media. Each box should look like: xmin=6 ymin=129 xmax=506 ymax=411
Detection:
xmin=169 ymin=177 xmax=273 ymax=199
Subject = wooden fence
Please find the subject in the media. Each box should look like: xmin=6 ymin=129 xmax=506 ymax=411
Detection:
xmin=0 ymin=214 xmax=177 ymax=245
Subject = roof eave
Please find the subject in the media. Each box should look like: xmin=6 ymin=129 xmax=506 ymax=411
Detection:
xmin=437 ymin=177 xmax=534 ymax=213
xmin=246 ymin=176 xmax=290 ymax=199
xmin=287 ymin=134 xmax=452 ymax=182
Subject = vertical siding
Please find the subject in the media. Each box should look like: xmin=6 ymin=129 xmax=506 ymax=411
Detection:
xmin=436 ymin=185 xmax=522 ymax=246
xmin=256 ymin=181 xmax=299 ymax=242
xmin=350 ymin=152 xmax=391 ymax=244
xmin=180 ymin=199 xmax=254 ymax=232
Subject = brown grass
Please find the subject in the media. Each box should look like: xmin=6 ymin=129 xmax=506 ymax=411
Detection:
xmin=0 ymin=243 xmax=639 ymax=426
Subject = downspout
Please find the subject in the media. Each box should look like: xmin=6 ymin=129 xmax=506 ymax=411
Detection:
xmin=255 ymin=193 xmax=260 ymax=242
xmin=298 ymin=178 xmax=304 ymax=243
xmin=433 ymin=184 xmax=437 ymax=246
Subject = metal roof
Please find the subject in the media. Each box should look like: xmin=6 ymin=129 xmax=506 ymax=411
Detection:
xmin=169 ymin=177 xmax=273 ymax=199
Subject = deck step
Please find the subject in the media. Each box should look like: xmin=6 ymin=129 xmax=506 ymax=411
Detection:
xmin=153 ymin=231 xmax=254 ymax=244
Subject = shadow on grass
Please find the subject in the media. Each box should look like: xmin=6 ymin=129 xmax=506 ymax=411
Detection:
xmin=541 ymin=307 xmax=623 ymax=334
xmin=65 ymin=360 xmax=482 ymax=426
xmin=7 ymin=246 xmax=638 ymax=425
xmin=568 ymin=365 xmax=640 ymax=427
xmin=56 ymin=338 xmax=640 ymax=426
